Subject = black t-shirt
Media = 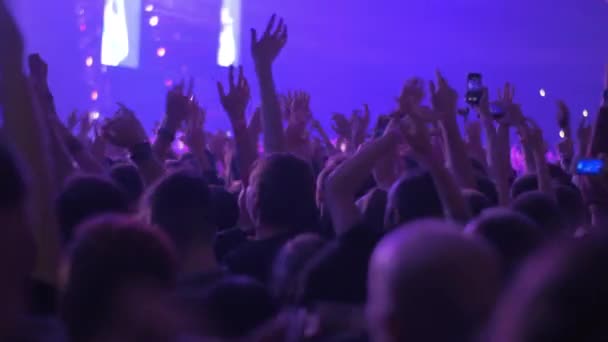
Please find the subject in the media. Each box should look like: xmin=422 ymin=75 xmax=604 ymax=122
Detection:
xmin=214 ymin=227 xmax=250 ymax=261
xmin=222 ymin=232 xmax=295 ymax=284
xmin=177 ymin=268 xmax=228 ymax=292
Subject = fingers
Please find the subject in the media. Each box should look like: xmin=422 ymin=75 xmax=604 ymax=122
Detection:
xmin=217 ymin=81 xmax=226 ymax=99
xmin=250 ymin=28 xmax=258 ymax=47
xmin=429 ymin=80 xmax=436 ymax=97
xmin=263 ymin=14 xmax=277 ymax=38
xmin=228 ymin=65 xmax=235 ymax=92
xmin=272 ymin=17 xmax=284 ymax=38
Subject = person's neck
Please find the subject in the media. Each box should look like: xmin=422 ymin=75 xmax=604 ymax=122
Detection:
xmin=180 ymin=245 xmax=218 ymax=276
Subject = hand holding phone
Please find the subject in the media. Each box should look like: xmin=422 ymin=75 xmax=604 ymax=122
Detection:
xmin=466 ymin=73 xmax=482 ymax=106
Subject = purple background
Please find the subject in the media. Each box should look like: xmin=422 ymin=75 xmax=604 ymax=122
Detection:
xmin=12 ymin=0 xmax=608 ymax=142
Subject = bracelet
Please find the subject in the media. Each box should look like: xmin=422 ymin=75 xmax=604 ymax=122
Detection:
xmin=130 ymin=142 xmax=153 ymax=163
xmin=157 ymin=127 xmax=176 ymax=142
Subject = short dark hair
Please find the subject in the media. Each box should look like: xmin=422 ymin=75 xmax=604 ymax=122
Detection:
xmin=109 ymin=163 xmax=144 ymax=206
xmin=179 ymin=276 xmax=277 ymax=338
xmin=511 ymin=191 xmax=562 ymax=238
xmin=56 ymin=175 xmax=130 ymax=244
xmin=510 ymin=174 xmax=538 ymax=199
xmin=147 ymin=170 xmax=214 ymax=249
xmin=385 ymin=170 xmax=443 ymax=229
xmin=61 ymin=215 xmax=177 ymax=342
xmin=554 ymin=184 xmax=587 ymax=232
xmin=249 ymin=153 xmax=318 ymax=231
xmin=466 ymin=208 xmax=543 ymax=280
xmin=463 ymin=189 xmax=492 ymax=218
xmin=0 ymin=141 xmax=26 ymax=210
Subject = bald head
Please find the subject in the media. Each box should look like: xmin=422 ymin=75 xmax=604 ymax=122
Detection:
xmin=367 ymin=219 xmax=500 ymax=342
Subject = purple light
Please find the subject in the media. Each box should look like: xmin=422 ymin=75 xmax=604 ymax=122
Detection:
xmin=156 ymin=47 xmax=166 ymax=57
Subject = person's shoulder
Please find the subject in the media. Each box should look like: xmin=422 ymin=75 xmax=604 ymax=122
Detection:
xmin=339 ymin=222 xmax=384 ymax=249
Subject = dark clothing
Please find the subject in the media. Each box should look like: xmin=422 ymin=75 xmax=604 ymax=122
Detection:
xmin=214 ymin=227 xmax=250 ymax=261
xmin=222 ymin=232 xmax=295 ymax=284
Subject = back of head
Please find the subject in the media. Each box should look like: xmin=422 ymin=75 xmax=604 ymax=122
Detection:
xmin=465 ymin=208 xmax=544 ymax=281
xmin=209 ymin=186 xmax=239 ymax=231
xmin=62 ymin=215 xmax=177 ymax=342
xmin=109 ymin=163 xmax=144 ymax=207
xmin=385 ymin=171 xmax=443 ymax=229
xmin=510 ymin=174 xmax=538 ymax=199
xmin=511 ymin=191 xmax=562 ymax=238
xmin=56 ymin=175 xmax=130 ymax=245
xmin=367 ymin=220 xmax=499 ymax=342
xmin=489 ymin=232 xmax=608 ymax=342
xmin=462 ymin=189 xmax=492 ymax=218
xmin=248 ymin=153 xmax=318 ymax=232
xmin=271 ymin=233 xmax=327 ymax=304
xmin=554 ymin=184 xmax=586 ymax=232
xmin=179 ymin=275 xmax=277 ymax=338
xmin=147 ymin=170 xmax=214 ymax=251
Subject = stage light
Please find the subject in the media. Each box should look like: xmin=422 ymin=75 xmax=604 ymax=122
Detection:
xmin=583 ymin=109 xmax=589 ymax=117
xmin=89 ymin=111 xmax=100 ymax=121
xmin=79 ymin=23 xmax=87 ymax=32
xmin=539 ymin=88 xmax=546 ymax=97
xmin=90 ymin=90 xmax=99 ymax=101
xmin=226 ymin=130 xmax=232 ymax=137
xmin=144 ymin=4 xmax=154 ymax=12
xmin=164 ymin=79 xmax=173 ymax=87
xmin=156 ymin=47 xmax=166 ymax=57
xmin=149 ymin=16 xmax=159 ymax=27
xmin=559 ymin=129 xmax=565 ymax=139
xmin=176 ymin=140 xmax=185 ymax=151
xmin=85 ymin=56 xmax=94 ymax=67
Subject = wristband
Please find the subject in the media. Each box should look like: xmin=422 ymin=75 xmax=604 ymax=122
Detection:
xmin=130 ymin=142 xmax=153 ymax=163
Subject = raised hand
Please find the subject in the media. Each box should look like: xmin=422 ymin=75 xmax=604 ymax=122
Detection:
xmin=399 ymin=77 xmax=425 ymax=114
xmin=248 ymin=107 xmax=263 ymax=140
xmin=331 ymin=113 xmax=352 ymax=141
xmin=165 ymin=81 xmax=190 ymax=132
xmin=102 ymin=104 xmax=148 ymax=149
xmin=218 ymin=65 xmax=250 ymax=125
xmin=28 ymin=54 xmax=49 ymax=86
xmin=351 ymin=104 xmax=371 ymax=146
xmin=182 ymin=102 xmax=206 ymax=154
xmin=251 ymin=14 xmax=288 ymax=68
xmin=429 ymin=70 xmax=458 ymax=118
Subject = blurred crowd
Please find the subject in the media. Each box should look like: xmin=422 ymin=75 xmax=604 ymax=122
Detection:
xmin=1 ymin=2 xmax=608 ymax=342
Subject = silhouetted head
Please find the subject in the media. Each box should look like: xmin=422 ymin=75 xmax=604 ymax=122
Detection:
xmin=271 ymin=233 xmax=327 ymax=304
xmin=62 ymin=215 xmax=178 ymax=342
xmin=385 ymin=171 xmax=443 ymax=229
xmin=511 ymin=191 xmax=562 ymax=238
xmin=462 ymin=189 xmax=492 ymax=218
xmin=510 ymin=174 xmax=538 ymax=199
xmin=367 ymin=220 xmax=499 ymax=342
xmin=146 ymin=170 xmax=214 ymax=255
xmin=489 ymin=232 xmax=608 ymax=342
xmin=0 ymin=141 xmax=36 ymax=335
xmin=179 ymin=276 xmax=277 ymax=339
xmin=466 ymin=208 xmax=544 ymax=281
xmin=247 ymin=153 xmax=318 ymax=232
xmin=109 ymin=163 xmax=144 ymax=207
xmin=554 ymin=184 xmax=587 ymax=232
xmin=56 ymin=175 xmax=130 ymax=245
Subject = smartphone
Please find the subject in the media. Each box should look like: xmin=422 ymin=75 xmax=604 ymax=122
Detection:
xmin=466 ymin=73 xmax=483 ymax=106
xmin=490 ymin=103 xmax=505 ymax=120
xmin=576 ymin=159 xmax=604 ymax=175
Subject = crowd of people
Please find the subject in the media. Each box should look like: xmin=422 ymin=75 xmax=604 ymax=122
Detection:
xmin=1 ymin=1 xmax=608 ymax=341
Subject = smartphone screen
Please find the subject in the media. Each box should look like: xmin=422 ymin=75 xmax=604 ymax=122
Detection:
xmin=466 ymin=73 xmax=482 ymax=106
xmin=576 ymin=159 xmax=604 ymax=175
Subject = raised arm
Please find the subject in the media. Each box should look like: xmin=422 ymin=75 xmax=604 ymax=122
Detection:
xmin=251 ymin=15 xmax=288 ymax=153
xmin=218 ymin=65 xmax=257 ymax=186
xmin=0 ymin=5 xmax=60 ymax=285
xmin=428 ymin=71 xmax=477 ymax=189
xmin=102 ymin=105 xmax=164 ymax=184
